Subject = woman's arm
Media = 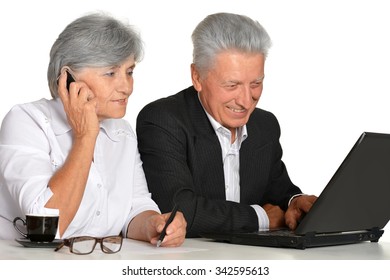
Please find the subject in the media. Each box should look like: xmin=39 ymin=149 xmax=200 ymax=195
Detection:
xmin=45 ymin=72 xmax=99 ymax=236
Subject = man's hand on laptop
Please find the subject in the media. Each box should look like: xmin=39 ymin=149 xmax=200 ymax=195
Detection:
xmin=285 ymin=195 xmax=318 ymax=230
xmin=263 ymin=203 xmax=286 ymax=229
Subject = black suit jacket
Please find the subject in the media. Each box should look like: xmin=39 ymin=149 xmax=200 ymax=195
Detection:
xmin=137 ymin=86 xmax=301 ymax=237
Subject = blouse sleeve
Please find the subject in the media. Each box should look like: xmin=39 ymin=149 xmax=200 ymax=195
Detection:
xmin=121 ymin=130 xmax=160 ymax=236
xmin=0 ymin=103 xmax=60 ymax=216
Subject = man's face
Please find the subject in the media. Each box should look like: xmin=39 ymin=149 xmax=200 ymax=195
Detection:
xmin=192 ymin=50 xmax=265 ymax=134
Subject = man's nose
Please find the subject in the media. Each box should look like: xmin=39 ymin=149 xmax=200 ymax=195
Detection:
xmin=236 ymin=86 xmax=254 ymax=107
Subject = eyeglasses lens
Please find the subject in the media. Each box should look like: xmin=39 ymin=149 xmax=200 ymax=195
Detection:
xmin=102 ymin=236 xmax=122 ymax=253
xmin=72 ymin=237 xmax=96 ymax=254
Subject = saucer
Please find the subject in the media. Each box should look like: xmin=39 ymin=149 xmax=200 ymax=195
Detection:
xmin=15 ymin=238 xmax=63 ymax=248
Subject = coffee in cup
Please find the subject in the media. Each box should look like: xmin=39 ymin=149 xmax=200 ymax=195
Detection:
xmin=13 ymin=214 xmax=59 ymax=242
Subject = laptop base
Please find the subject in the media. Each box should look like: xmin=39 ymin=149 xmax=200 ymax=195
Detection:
xmin=201 ymin=227 xmax=384 ymax=250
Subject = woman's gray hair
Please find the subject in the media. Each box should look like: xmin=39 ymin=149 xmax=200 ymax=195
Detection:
xmin=47 ymin=12 xmax=144 ymax=98
xmin=191 ymin=12 xmax=272 ymax=77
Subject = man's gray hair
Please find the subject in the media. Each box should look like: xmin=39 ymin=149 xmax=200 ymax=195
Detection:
xmin=192 ymin=12 xmax=272 ymax=77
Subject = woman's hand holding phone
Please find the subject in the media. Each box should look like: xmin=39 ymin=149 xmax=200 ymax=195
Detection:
xmin=66 ymin=70 xmax=75 ymax=91
xmin=57 ymin=70 xmax=100 ymax=141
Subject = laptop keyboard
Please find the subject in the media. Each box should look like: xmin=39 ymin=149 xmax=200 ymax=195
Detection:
xmin=255 ymin=229 xmax=297 ymax=236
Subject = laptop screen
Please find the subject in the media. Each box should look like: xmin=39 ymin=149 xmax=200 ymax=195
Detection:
xmin=295 ymin=132 xmax=390 ymax=235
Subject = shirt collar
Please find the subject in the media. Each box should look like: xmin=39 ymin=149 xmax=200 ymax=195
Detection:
xmin=50 ymin=98 xmax=71 ymax=135
xmin=49 ymin=98 xmax=131 ymax=142
xmin=197 ymin=93 xmax=248 ymax=143
xmin=99 ymin=119 xmax=134 ymax=142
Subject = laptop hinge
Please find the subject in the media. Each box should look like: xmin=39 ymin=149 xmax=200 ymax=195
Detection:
xmin=369 ymin=227 xmax=384 ymax=242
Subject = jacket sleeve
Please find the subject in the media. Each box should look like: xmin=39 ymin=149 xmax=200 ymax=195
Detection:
xmin=241 ymin=110 xmax=302 ymax=211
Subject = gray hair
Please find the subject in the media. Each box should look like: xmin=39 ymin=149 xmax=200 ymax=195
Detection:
xmin=191 ymin=12 xmax=272 ymax=77
xmin=47 ymin=12 xmax=144 ymax=98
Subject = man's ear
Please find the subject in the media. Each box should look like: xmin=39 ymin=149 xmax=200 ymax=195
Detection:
xmin=190 ymin=64 xmax=202 ymax=92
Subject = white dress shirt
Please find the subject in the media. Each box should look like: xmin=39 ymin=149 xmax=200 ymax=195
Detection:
xmin=203 ymin=110 xmax=270 ymax=230
xmin=0 ymin=98 xmax=160 ymax=239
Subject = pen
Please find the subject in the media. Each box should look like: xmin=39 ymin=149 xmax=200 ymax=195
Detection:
xmin=156 ymin=204 xmax=179 ymax=247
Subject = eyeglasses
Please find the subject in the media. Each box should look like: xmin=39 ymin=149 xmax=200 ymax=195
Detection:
xmin=55 ymin=235 xmax=123 ymax=255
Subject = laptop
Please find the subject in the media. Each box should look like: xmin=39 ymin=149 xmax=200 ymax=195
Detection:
xmin=201 ymin=132 xmax=390 ymax=249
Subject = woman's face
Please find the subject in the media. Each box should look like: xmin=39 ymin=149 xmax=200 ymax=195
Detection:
xmin=74 ymin=56 xmax=136 ymax=121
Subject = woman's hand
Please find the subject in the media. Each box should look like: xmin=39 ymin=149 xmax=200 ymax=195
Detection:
xmin=57 ymin=70 xmax=99 ymax=140
xmin=151 ymin=211 xmax=187 ymax=247
xmin=127 ymin=210 xmax=187 ymax=247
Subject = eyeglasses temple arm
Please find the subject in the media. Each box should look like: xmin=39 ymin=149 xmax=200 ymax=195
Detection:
xmin=102 ymin=244 xmax=115 ymax=253
xmin=54 ymin=242 xmax=65 ymax=252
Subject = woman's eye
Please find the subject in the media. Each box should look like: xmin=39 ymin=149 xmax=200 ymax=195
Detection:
xmin=105 ymin=72 xmax=115 ymax=77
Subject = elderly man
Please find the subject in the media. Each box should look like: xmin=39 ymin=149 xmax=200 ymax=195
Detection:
xmin=136 ymin=12 xmax=316 ymax=237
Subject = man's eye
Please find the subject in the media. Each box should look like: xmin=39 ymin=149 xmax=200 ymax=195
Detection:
xmin=251 ymin=82 xmax=262 ymax=88
xmin=225 ymin=84 xmax=237 ymax=89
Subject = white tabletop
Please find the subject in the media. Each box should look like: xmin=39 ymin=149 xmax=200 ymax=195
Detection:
xmin=1 ymin=237 xmax=390 ymax=260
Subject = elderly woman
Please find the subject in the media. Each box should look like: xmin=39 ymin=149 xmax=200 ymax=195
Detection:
xmin=0 ymin=13 xmax=186 ymax=247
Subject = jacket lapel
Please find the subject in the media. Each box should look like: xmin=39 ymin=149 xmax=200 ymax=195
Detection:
xmin=185 ymin=87 xmax=226 ymax=199
xmin=239 ymin=116 xmax=272 ymax=203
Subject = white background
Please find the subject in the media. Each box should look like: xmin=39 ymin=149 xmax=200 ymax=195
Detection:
xmin=1 ymin=0 xmax=390 ymax=242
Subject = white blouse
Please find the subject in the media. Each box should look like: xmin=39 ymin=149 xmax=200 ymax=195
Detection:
xmin=0 ymin=98 xmax=160 ymax=239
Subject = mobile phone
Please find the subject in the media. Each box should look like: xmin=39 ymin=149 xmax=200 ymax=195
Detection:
xmin=66 ymin=71 xmax=75 ymax=91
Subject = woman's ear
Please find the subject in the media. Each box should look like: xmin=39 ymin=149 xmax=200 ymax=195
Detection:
xmin=57 ymin=66 xmax=73 ymax=84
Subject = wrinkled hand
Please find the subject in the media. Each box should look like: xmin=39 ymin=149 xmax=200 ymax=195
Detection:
xmin=57 ymin=70 xmax=99 ymax=140
xmin=150 ymin=211 xmax=187 ymax=247
xmin=263 ymin=203 xmax=286 ymax=229
xmin=285 ymin=195 xmax=317 ymax=230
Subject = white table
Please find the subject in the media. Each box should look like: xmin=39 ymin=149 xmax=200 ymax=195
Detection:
xmin=1 ymin=238 xmax=389 ymax=280
xmin=1 ymin=237 xmax=389 ymax=260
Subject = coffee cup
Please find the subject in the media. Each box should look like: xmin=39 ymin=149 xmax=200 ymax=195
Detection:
xmin=13 ymin=214 xmax=59 ymax=242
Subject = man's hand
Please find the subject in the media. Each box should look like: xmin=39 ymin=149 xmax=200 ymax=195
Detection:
xmin=263 ymin=203 xmax=286 ymax=229
xmin=285 ymin=195 xmax=317 ymax=230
